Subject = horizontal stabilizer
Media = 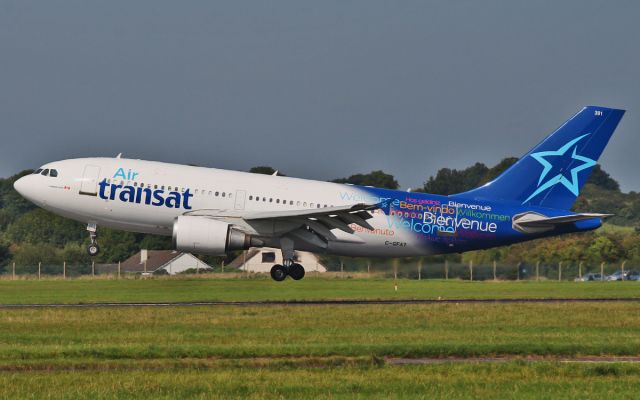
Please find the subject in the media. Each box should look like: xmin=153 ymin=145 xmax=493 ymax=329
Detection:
xmin=512 ymin=212 xmax=611 ymax=234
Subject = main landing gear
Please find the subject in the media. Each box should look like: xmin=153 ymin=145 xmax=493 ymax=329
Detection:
xmin=270 ymin=262 xmax=305 ymax=282
xmin=270 ymin=237 xmax=305 ymax=281
xmin=86 ymin=223 xmax=100 ymax=256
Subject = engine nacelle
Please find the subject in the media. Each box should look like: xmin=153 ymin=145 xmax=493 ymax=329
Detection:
xmin=172 ymin=216 xmax=254 ymax=255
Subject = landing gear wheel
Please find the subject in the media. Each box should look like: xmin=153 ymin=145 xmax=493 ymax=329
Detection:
xmin=87 ymin=243 xmax=100 ymax=257
xmin=270 ymin=264 xmax=287 ymax=282
xmin=289 ymin=263 xmax=305 ymax=280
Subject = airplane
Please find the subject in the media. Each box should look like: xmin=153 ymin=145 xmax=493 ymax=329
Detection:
xmin=13 ymin=106 xmax=625 ymax=281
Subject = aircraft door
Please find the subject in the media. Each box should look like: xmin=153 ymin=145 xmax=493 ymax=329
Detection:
xmin=79 ymin=165 xmax=101 ymax=196
xmin=234 ymin=190 xmax=246 ymax=210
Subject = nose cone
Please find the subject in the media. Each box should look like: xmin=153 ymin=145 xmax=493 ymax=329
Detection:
xmin=13 ymin=175 xmax=38 ymax=204
xmin=13 ymin=176 xmax=28 ymax=197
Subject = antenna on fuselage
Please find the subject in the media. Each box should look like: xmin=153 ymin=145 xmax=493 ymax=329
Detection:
xmin=116 ymin=153 xmax=122 ymax=159
xmin=272 ymin=170 xmax=279 ymax=176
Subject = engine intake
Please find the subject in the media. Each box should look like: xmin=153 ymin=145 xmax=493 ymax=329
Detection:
xmin=172 ymin=216 xmax=258 ymax=255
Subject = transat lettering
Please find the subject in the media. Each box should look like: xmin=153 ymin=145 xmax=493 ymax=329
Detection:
xmin=98 ymin=179 xmax=193 ymax=209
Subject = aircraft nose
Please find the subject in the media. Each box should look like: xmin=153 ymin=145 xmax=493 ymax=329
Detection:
xmin=13 ymin=175 xmax=37 ymax=202
xmin=13 ymin=176 xmax=27 ymax=196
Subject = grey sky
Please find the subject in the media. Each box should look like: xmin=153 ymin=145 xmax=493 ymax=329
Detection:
xmin=1 ymin=1 xmax=638 ymax=190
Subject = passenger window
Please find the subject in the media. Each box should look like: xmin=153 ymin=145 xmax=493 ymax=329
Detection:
xmin=303 ymin=202 xmax=307 ymax=207
xmin=310 ymin=203 xmax=314 ymax=208
xmin=42 ymin=169 xmax=50 ymax=176
xmin=290 ymin=201 xmax=294 ymax=205
xmin=269 ymin=198 xmax=273 ymax=203
xmin=195 ymin=189 xmax=199 ymax=194
xmin=49 ymin=169 xmax=58 ymax=177
xmin=222 ymin=192 xmax=226 ymax=197
xmin=215 ymin=192 xmax=219 ymax=196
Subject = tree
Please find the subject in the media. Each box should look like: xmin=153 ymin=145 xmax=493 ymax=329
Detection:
xmin=421 ymin=163 xmax=489 ymax=195
xmin=138 ymin=234 xmax=173 ymax=250
xmin=12 ymin=243 xmax=61 ymax=270
xmin=586 ymin=236 xmax=620 ymax=263
xmin=332 ymin=170 xmax=399 ymax=189
xmin=587 ymin=164 xmax=620 ymax=191
xmin=4 ymin=209 xmax=85 ymax=247
xmin=0 ymin=170 xmax=36 ymax=221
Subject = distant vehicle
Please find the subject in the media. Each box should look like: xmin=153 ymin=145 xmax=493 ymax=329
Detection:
xmin=574 ymin=273 xmax=603 ymax=281
xmin=626 ymin=271 xmax=640 ymax=281
xmin=13 ymin=106 xmax=625 ymax=282
xmin=605 ymin=271 xmax=637 ymax=281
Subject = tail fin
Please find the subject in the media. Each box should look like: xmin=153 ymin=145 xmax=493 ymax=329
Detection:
xmin=456 ymin=106 xmax=625 ymax=210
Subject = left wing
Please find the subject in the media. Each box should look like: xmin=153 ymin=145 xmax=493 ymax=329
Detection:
xmin=184 ymin=202 xmax=381 ymax=248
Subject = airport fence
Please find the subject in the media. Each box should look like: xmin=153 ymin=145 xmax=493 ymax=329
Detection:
xmin=0 ymin=259 xmax=637 ymax=281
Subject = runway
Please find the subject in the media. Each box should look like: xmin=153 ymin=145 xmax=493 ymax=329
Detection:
xmin=0 ymin=297 xmax=638 ymax=308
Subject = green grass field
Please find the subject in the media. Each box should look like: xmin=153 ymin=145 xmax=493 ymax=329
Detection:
xmin=0 ymin=277 xmax=637 ymax=304
xmin=0 ymin=278 xmax=639 ymax=398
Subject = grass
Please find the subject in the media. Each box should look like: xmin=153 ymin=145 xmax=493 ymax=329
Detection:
xmin=0 ymin=278 xmax=637 ymax=304
xmin=1 ymin=361 xmax=640 ymax=399
xmin=0 ymin=279 xmax=638 ymax=398
xmin=0 ymin=303 xmax=638 ymax=360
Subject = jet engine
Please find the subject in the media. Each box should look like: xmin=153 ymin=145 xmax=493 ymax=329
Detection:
xmin=172 ymin=216 xmax=259 ymax=255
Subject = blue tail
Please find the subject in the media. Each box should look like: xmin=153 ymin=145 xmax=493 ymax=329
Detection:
xmin=456 ymin=106 xmax=625 ymax=210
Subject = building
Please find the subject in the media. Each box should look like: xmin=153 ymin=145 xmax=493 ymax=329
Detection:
xmin=114 ymin=249 xmax=213 ymax=275
xmin=229 ymin=247 xmax=328 ymax=273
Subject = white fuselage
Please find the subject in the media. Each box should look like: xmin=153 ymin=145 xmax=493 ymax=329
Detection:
xmin=14 ymin=157 xmax=428 ymax=257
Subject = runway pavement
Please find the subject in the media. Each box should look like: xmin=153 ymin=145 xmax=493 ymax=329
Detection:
xmin=0 ymin=297 xmax=638 ymax=308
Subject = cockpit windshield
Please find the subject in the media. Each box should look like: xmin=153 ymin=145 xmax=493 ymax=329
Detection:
xmin=34 ymin=168 xmax=58 ymax=177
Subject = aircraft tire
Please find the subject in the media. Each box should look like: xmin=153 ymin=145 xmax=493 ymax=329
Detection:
xmin=87 ymin=244 xmax=100 ymax=257
xmin=270 ymin=264 xmax=287 ymax=282
xmin=289 ymin=263 xmax=305 ymax=280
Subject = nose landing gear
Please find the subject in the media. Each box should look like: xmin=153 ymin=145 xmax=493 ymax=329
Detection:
xmin=86 ymin=223 xmax=100 ymax=256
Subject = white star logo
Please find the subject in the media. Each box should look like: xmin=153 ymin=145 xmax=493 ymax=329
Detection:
xmin=523 ymin=133 xmax=596 ymax=204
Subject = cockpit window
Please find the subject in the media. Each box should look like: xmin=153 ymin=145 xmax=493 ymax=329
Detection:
xmin=41 ymin=169 xmax=50 ymax=176
xmin=34 ymin=169 xmax=43 ymax=174
xmin=49 ymin=169 xmax=58 ymax=177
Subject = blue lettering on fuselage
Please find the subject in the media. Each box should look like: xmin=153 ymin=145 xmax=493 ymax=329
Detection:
xmin=98 ymin=179 xmax=192 ymax=210
xmin=113 ymin=168 xmax=139 ymax=180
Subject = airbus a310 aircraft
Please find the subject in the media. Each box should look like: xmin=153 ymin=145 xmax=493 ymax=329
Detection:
xmin=14 ymin=106 xmax=625 ymax=281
